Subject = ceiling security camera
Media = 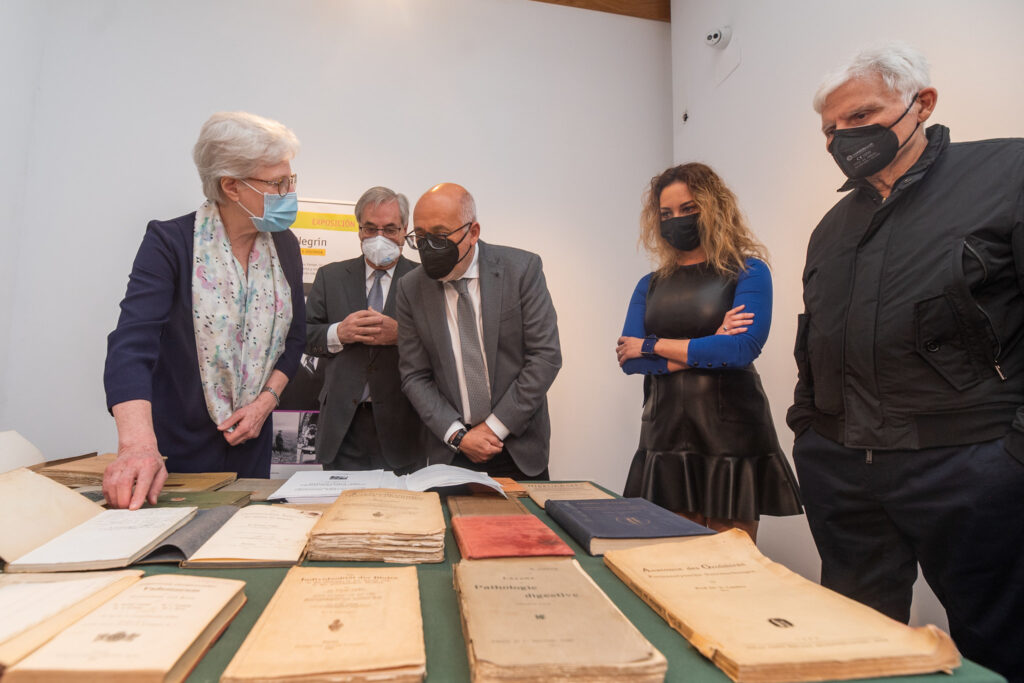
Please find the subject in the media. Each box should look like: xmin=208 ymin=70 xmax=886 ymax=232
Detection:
xmin=704 ymin=26 xmax=732 ymax=49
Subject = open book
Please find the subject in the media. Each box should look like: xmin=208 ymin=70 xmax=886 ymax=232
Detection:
xmin=0 ymin=571 xmax=143 ymax=674
xmin=4 ymin=574 xmax=246 ymax=683
xmin=1 ymin=468 xmax=196 ymax=573
xmin=268 ymin=464 xmax=505 ymax=503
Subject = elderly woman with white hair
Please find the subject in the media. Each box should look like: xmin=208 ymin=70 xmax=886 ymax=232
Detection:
xmin=102 ymin=112 xmax=305 ymax=509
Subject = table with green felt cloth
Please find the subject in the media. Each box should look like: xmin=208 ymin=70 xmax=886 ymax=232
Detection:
xmin=136 ymin=486 xmax=1004 ymax=683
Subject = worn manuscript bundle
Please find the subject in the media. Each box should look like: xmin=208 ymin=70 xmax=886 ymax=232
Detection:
xmin=221 ymin=566 xmax=426 ymax=683
xmin=37 ymin=453 xmax=236 ymax=491
xmin=604 ymin=529 xmax=961 ymax=682
xmin=306 ymin=489 xmax=445 ymax=563
xmin=454 ymin=558 xmax=667 ymax=682
xmin=4 ymin=574 xmax=246 ymax=683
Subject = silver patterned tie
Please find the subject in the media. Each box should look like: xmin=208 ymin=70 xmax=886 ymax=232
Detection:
xmin=359 ymin=270 xmax=386 ymax=402
xmin=451 ymin=278 xmax=491 ymax=424
xmin=367 ymin=269 xmax=385 ymax=312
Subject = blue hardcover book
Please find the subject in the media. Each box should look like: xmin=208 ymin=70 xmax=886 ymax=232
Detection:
xmin=546 ymin=497 xmax=715 ymax=556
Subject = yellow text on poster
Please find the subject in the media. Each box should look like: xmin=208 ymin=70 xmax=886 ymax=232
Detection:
xmin=292 ymin=211 xmax=357 ymax=231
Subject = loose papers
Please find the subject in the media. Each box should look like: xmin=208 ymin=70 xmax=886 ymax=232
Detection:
xmin=268 ymin=464 xmax=504 ymax=504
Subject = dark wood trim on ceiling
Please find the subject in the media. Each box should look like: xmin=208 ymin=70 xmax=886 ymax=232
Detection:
xmin=531 ymin=0 xmax=670 ymax=23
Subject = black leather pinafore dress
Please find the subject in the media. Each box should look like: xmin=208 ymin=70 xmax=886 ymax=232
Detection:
xmin=623 ymin=263 xmax=802 ymax=520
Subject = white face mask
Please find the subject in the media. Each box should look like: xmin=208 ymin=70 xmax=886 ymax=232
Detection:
xmin=361 ymin=235 xmax=401 ymax=268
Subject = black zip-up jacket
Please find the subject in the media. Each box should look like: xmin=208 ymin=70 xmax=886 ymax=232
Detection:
xmin=788 ymin=125 xmax=1024 ymax=461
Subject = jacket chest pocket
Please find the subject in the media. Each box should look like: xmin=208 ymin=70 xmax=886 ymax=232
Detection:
xmin=913 ymin=293 xmax=985 ymax=391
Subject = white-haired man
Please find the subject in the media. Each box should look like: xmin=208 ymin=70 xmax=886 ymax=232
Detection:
xmin=788 ymin=43 xmax=1024 ymax=680
xmin=304 ymin=186 xmax=426 ymax=473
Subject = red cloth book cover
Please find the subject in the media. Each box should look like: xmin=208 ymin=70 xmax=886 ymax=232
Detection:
xmin=451 ymin=514 xmax=575 ymax=559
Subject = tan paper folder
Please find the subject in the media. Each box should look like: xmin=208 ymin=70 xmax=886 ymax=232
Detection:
xmin=604 ymin=529 xmax=961 ymax=682
xmin=221 ymin=566 xmax=425 ymax=682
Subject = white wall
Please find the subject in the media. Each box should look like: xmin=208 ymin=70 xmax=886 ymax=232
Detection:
xmin=0 ymin=0 xmax=671 ymax=488
xmin=8 ymin=0 xmax=1018 ymax=634
xmin=670 ymin=0 xmax=1024 ymax=629
xmin=0 ymin=1 xmax=44 ymax=422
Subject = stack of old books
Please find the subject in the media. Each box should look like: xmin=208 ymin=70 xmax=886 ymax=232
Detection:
xmin=37 ymin=453 xmax=236 ymax=492
xmin=306 ymin=489 xmax=445 ymax=563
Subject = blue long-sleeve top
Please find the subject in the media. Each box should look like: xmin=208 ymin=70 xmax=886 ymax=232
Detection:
xmin=621 ymin=257 xmax=772 ymax=375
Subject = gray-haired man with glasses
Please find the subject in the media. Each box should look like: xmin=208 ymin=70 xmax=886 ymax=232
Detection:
xmin=304 ymin=186 xmax=426 ymax=473
xmin=397 ymin=183 xmax=561 ymax=480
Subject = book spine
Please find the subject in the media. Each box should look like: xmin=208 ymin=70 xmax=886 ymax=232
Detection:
xmin=545 ymin=502 xmax=593 ymax=552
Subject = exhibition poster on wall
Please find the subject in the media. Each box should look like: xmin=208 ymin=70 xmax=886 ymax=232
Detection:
xmin=292 ymin=198 xmax=360 ymax=289
xmin=272 ymin=198 xmax=359 ymax=475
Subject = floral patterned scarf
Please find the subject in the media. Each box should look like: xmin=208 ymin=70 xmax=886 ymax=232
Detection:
xmin=192 ymin=201 xmax=292 ymax=425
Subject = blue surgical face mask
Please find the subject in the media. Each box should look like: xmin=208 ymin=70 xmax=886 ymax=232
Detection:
xmin=237 ymin=181 xmax=298 ymax=233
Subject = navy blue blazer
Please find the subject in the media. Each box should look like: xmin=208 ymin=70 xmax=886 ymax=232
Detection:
xmin=104 ymin=211 xmax=305 ymax=476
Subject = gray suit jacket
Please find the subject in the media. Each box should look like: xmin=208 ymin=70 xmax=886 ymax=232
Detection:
xmin=306 ymin=255 xmax=426 ymax=469
xmin=396 ymin=241 xmax=561 ymax=476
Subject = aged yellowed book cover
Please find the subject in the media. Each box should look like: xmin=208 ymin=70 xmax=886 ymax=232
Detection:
xmin=312 ymin=489 xmax=444 ymax=535
xmin=221 ymin=566 xmax=425 ymax=682
xmin=604 ymin=529 xmax=961 ymax=682
xmin=446 ymin=495 xmax=528 ymax=517
xmin=0 ymin=571 xmax=143 ymax=674
xmin=307 ymin=489 xmax=445 ymax=563
xmin=520 ymin=481 xmax=613 ymax=509
xmin=37 ymin=454 xmax=235 ymax=492
xmin=454 ymin=557 xmax=666 ymax=682
xmin=36 ymin=452 xmax=118 ymax=486
xmin=5 ymin=574 xmax=246 ymax=683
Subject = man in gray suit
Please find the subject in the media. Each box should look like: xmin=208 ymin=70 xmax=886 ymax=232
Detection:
xmin=306 ymin=186 xmax=425 ymax=473
xmin=396 ymin=183 xmax=561 ymax=479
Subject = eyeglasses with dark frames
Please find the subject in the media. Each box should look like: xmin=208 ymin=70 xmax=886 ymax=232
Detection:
xmin=243 ymin=173 xmax=298 ymax=197
xmin=404 ymin=221 xmax=472 ymax=250
xmin=359 ymin=224 xmax=404 ymax=238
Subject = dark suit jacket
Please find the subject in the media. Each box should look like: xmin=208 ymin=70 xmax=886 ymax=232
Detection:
xmin=305 ymin=255 xmax=425 ymax=470
xmin=396 ymin=241 xmax=561 ymax=476
xmin=103 ymin=212 xmax=305 ymax=476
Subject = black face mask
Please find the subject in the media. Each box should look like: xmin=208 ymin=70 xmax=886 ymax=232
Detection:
xmin=419 ymin=224 xmax=472 ymax=280
xmin=660 ymin=214 xmax=701 ymax=252
xmin=828 ymin=93 xmax=920 ymax=179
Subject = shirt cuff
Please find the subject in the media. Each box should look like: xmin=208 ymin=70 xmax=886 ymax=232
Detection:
xmin=326 ymin=323 xmax=344 ymax=353
xmin=686 ymin=336 xmax=724 ymax=368
xmin=444 ymin=421 xmax=466 ymax=444
xmin=485 ymin=414 xmax=510 ymax=440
